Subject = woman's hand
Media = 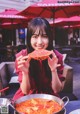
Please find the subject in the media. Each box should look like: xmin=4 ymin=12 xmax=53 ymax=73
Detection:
xmin=48 ymin=51 xmax=60 ymax=72
xmin=17 ymin=55 xmax=31 ymax=74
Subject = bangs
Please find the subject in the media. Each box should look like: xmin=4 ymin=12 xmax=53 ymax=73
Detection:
xmin=31 ymin=24 xmax=47 ymax=36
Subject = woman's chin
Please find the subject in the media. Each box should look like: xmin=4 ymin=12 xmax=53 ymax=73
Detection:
xmin=36 ymin=47 xmax=46 ymax=50
xmin=36 ymin=48 xmax=43 ymax=50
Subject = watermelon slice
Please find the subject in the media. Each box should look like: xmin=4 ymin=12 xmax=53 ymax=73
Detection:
xmin=28 ymin=49 xmax=53 ymax=60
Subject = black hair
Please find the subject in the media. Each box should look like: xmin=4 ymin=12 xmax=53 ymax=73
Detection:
xmin=27 ymin=17 xmax=53 ymax=53
xmin=26 ymin=17 xmax=54 ymax=82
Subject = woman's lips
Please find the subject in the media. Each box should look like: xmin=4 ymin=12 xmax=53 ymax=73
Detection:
xmin=36 ymin=46 xmax=44 ymax=49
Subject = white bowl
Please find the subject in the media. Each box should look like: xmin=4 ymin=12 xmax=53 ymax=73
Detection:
xmin=0 ymin=98 xmax=10 ymax=106
xmin=69 ymin=109 xmax=80 ymax=114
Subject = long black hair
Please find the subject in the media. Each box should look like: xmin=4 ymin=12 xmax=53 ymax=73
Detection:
xmin=26 ymin=17 xmax=54 ymax=80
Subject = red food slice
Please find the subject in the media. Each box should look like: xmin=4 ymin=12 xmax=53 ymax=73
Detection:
xmin=28 ymin=49 xmax=53 ymax=60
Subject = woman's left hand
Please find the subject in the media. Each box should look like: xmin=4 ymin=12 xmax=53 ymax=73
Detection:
xmin=48 ymin=51 xmax=60 ymax=72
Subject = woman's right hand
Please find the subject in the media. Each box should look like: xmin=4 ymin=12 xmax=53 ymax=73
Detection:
xmin=16 ymin=55 xmax=31 ymax=74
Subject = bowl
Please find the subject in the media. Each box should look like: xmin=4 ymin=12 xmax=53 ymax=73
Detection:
xmin=0 ymin=98 xmax=10 ymax=106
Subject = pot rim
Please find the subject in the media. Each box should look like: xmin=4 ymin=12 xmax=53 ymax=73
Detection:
xmin=14 ymin=94 xmax=64 ymax=105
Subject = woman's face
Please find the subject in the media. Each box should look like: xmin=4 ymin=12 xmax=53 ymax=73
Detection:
xmin=31 ymin=28 xmax=49 ymax=50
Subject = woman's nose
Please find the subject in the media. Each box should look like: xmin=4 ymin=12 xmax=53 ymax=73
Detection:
xmin=37 ymin=36 xmax=42 ymax=44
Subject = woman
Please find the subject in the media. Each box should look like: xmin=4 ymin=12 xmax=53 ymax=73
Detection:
xmin=13 ymin=17 xmax=65 ymax=100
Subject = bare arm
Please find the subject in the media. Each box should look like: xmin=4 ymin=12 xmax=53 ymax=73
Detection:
xmin=20 ymin=72 xmax=31 ymax=94
xmin=17 ymin=55 xmax=31 ymax=94
xmin=51 ymin=70 xmax=63 ymax=93
xmin=48 ymin=51 xmax=64 ymax=93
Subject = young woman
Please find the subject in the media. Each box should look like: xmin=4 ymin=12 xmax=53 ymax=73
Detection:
xmin=13 ymin=17 xmax=65 ymax=100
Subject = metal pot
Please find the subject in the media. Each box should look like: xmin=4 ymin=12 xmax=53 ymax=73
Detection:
xmin=14 ymin=94 xmax=69 ymax=114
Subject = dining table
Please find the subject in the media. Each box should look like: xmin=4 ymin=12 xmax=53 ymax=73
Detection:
xmin=65 ymin=100 xmax=80 ymax=114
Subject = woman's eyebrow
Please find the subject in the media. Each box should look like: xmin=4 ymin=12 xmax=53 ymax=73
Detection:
xmin=42 ymin=34 xmax=47 ymax=35
xmin=32 ymin=33 xmax=47 ymax=35
xmin=32 ymin=33 xmax=38 ymax=35
xmin=32 ymin=34 xmax=39 ymax=36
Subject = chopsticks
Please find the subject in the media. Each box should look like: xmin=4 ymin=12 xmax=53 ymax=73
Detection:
xmin=0 ymin=87 xmax=9 ymax=93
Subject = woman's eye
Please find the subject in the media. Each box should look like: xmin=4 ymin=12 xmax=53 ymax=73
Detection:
xmin=43 ymin=35 xmax=48 ymax=38
xmin=32 ymin=35 xmax=38 ymax=38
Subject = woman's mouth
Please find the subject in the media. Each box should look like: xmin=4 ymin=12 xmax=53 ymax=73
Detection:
xmin=37 ymin=47 xmax=43 ymax=50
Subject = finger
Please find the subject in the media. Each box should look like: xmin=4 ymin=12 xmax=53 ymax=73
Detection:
xmin=57 ymin=64 xmax=61 ymax=67
xmin=48 ymin=56 xmax=52 ymax=62
xmin=21 ymin=55 xmax=29 ymax=61
xmin=26 ymin=58 xmax=31 ymax=63
xmin=52 ymin=51 xmax=57 ymax=58
xmin=28 ymin=57 xmax=31 ymax=62
xmin=18 ymin=64 xmax=24 ymax=68
xmin=18 ymin=57 xmax=31 ymax=66
xmin=17 ymin=56 xmax=29 ymax=64
xmin=17 ymin=55 xmax=23 ymax=61
xmin=18 ymin=60 xmax=26 ymax=66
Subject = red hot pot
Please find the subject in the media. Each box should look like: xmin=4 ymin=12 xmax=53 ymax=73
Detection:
xmin=14 ymin=94 xmax=69 ymax=114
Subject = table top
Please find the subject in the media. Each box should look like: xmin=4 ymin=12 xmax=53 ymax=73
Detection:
xmin=65 ymin=100 xmax=80 ymax=114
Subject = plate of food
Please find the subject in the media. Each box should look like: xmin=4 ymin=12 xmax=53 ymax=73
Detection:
xmin=69 ymin=109 xmax=80 ymax=114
